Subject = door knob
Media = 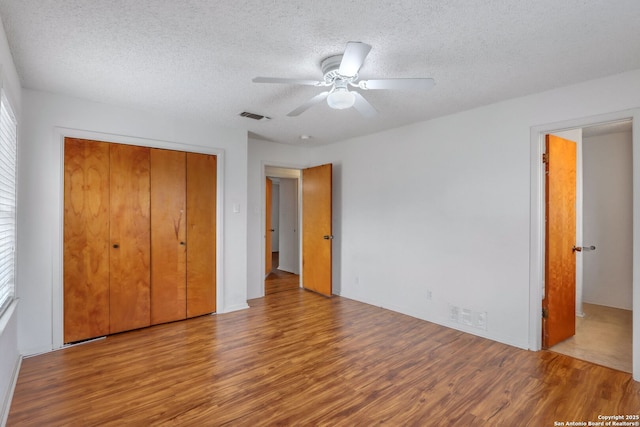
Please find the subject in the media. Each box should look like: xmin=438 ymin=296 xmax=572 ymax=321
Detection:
xmin=572 ymin=246 xmax=582 ymax=252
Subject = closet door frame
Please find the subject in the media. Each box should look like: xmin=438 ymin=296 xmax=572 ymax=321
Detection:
xmin=52 ymin=128 xmax=225 ymax=350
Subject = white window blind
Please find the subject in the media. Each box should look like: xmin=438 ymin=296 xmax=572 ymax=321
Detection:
xmin=0 ymin=90 xmax=16 ymax=316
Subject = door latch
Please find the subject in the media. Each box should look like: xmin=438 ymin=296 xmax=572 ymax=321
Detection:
xmin=323 ymin=235 xmax=334 ymax=240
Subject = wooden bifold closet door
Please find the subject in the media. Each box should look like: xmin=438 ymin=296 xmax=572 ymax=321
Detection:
xmin=109 ymin=143 xmax=151 ymax=334
xmin=150 ymin=148 xmax=187 ymax=324
xmin=63 ymin=138 xmax=111 ymax=343
xmin=64 ymin=138 xmax=216 ymax=344
xmin=186 ymin=152 xmax=217 ymax=317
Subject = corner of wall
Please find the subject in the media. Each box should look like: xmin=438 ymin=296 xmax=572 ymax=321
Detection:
xmin=0 ymin=353 xmax=21 ymax=426
xmin=0 ymin=301 xmax=21 ymax=426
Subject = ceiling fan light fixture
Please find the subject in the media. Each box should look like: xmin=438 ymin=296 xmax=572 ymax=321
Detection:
xmin=252 ymin=41 xmax=434 ymax=117
xmin=327 ymin=87 xmax=356 ymax=110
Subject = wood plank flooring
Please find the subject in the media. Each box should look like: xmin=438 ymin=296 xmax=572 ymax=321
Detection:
xmin=8 ymin=289 xmax=640 ymax=426
xmin=265 ymin=252 xmax=299 ymax=295
xmin=551 ymin=302 xmax=633 ymax=373
xmin=265 ymin=268 xmax=300 ymax=295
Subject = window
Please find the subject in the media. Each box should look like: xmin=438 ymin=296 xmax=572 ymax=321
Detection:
xmin=0 ymin=90 xmax=16 ymax=316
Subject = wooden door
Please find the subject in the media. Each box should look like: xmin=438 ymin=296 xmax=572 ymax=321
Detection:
xmin=543 ymin=135 xmax=577 ymax=348
xmin=186 ymin=153 xmax=217 ymax=317
xmin=63 ymin=138 xmax=110 ymax=343
xmin=265 ymin=177 xmax=273 ymax=275
xmin=109 ymin=144 xmax=151 ymax=334
xmin=302 ymin=164 xmax=332 ymax=297
xmin=150 ymin=149 xmax=187 ymax=324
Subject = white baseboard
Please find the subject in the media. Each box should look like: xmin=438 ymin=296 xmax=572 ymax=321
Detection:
xmin=277 ymin=264 xmax=299 ymax=275
xmin=222 ymin=303 xmax=250 ymax=313
xmin=1 ymin=354 xmax=22 ymax=427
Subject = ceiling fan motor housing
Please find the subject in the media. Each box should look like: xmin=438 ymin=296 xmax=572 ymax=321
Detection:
xmin=321 ymin=55 xmax=356 ymax=83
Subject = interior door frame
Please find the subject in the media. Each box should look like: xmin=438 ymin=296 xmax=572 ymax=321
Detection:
xmin=52 ymin=127 xmax=226 ymax=350
xmin=262 ymin=162 xmax=304 ymax=294
xmin=529 ymin=109 xmax=640 ymax=381
xmin=265 ymin=177 xmax=273 ymax=276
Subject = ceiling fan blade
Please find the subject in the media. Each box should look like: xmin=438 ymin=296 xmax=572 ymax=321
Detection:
xmin=359 ymin=78 xmax=435 ymax=91
xmin=253 ymin=77 xmax=323 ymax=86
xmin=338 ymin=42 xmax=372 ymax=76
xmin=352 ymin=92 xmax=378 ymax=118
xmin=287 ymin=91 xmax=330 ymax=117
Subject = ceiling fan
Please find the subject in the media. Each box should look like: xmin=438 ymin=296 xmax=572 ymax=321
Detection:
xmin=252 ymin=41 xmax=435 ymax=118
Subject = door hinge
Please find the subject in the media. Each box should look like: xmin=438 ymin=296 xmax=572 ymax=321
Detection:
xmin=542 ymin=307 xmax=548 ymax=319
xmin=542 ymin=153 xmax=549 ymax=163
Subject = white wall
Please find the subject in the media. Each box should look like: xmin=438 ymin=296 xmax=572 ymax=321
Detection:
xmin=247 ymin=139 xmax=307 ymax=299
xmin=309 ymin=117 xmax=532 ymax=347
xmin=0 ymin=13 xmax=21 ymax=425
xmin=583 ymin=130 xmax=633 ymax=309
xmin=278 ymin=178 xmax=299 ymax=274
xmin=294 ymin=70 xmax=640 ymax=359
xmin=18 ymin=89 xmax=249 ymax=355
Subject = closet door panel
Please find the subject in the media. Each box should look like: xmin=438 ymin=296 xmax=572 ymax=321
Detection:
xmin=109 ymin=144 xmax=151 ymax=333
xmin=150 ymin=148 xmax=187 ymax=324
xmin=186 ymin=153 xmax=216 ymax=317
xmin=63 ymin=138 xmax=110 ymax=343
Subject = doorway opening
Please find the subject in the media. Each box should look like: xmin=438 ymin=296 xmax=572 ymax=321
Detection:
xmin=530 ymin=112 xmax=638 ymax=381
xmin=264 ymin=167 xmax=301 ymax=295
xmin=262 ymin=163 xmax=334 ymax=298
xmin=544 ymin=122 xmax=633 ymax=373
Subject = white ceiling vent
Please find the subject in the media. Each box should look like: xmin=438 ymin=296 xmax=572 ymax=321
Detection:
xmin=239 ymin=111 xmax=271 ymax=121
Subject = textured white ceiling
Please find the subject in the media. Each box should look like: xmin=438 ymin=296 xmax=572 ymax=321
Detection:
xmin=0 ymin=1 xmax=639 ymax=145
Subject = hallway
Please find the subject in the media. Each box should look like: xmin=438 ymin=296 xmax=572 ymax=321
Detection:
xmin=265 ymin=252 xmax=300 ymax=295
xmin=550 ymin=303 xmax=632 ymax=373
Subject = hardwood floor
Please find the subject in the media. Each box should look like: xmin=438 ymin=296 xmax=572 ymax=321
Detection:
xmin=550 ymin=302 xmax=633 ymax=373
xmin=8 ymin=289 xmax=640 ymax=426
xmin=265 ymin=252 xmax=299 ymax=295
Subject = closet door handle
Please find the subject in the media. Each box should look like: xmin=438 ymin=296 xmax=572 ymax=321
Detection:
xmin=113 ymin=244 xmax=119 ymax=249
xmin=180 ymin=241 xmax=186 ymax=246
